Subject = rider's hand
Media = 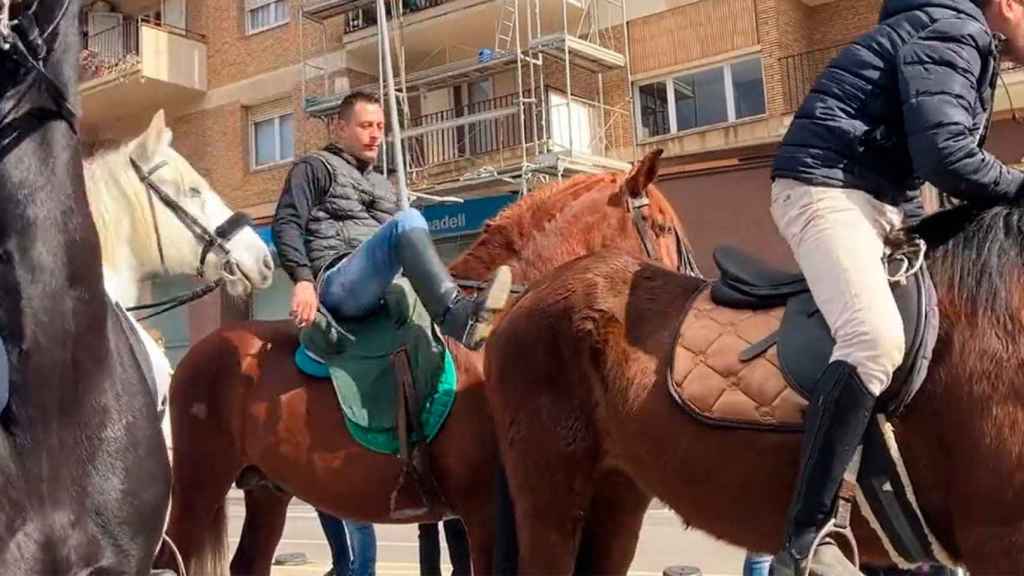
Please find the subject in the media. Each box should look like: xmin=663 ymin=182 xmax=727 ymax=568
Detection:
xmin=291 ymin=281 xmax=318 ymax=328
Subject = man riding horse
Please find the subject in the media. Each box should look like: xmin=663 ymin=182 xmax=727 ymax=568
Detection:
xmin=770 ymin=0 xmax=1024 ymax=575
xmin=272 ymin=91 xmax=512 ymax=350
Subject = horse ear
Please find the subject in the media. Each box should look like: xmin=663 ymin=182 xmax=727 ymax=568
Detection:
xmin=132 ymin=110 xmax=173 ymax=164
xmin=623 ymin=148 xmax=663 ymax=199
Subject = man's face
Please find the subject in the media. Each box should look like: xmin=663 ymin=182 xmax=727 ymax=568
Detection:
xmin=337 ymin=102 xmax=385 ymax=164
xmin=987 ymin=0 xmax=1024 ymax=63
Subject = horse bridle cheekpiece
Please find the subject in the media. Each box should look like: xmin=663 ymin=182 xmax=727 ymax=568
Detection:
xmin=130 ymin=157 xmax=253 ymax=279
xmin=627 ymin=192 xmax=701 ymax=278
xmin=1 ymin=0 xmax=77 ymax=131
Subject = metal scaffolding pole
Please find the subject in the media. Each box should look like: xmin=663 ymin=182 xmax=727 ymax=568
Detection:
xmin=376 ymin=0 xmax=409 ymax=209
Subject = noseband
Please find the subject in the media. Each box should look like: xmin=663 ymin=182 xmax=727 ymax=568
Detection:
xmin=130 ymin=157 xmax=253 ymax=279
xmin=626 ymin=193 xmax=701 ymax=277
xmin=0 ymin=0 xmax=78 ymax=142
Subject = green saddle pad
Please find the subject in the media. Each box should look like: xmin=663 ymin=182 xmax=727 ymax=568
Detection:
xmin=299 ymin=278 xmax=457 ymax=455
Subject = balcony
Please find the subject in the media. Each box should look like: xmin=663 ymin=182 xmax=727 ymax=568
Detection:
xmin=79 ymin=18 xmax=207 ymax=139
xmin=389 ymin=90 xmax=628 ymax=189
xmin=780 ymin=45 xmax=1024 ymax=116
xmin=343 ymin=0 xmax=447 ymax=34
xmin=778 ymin=44 xmax=844 ymax=113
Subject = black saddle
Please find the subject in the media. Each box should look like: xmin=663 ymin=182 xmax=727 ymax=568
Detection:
xmin=709 ymin=246 xmax=938 ymax=415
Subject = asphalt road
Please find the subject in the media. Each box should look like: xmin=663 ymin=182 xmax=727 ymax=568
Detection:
xmin=223 ymin=492 xmax=750 ymax=576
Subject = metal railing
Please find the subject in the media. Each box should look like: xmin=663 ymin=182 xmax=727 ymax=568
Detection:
xmin=80 ymin=17 xmax=206 ymax=83
xmin=780 ymin=44 xmax=1024 ymax=113
xmin=404 ymin=93 xmax=539 ymax=171
xmin=778 ymin=44 xmax=846 ymax=113
xmin=345 ymin=0 xmax=447 ymax=33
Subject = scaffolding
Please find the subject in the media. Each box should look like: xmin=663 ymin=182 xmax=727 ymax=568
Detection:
xmin=298 ymin=0 xmax=634 ymax=197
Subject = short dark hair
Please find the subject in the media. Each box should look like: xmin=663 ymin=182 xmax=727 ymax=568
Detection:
xmin=338 ymin=91 xmax=381 ymax=121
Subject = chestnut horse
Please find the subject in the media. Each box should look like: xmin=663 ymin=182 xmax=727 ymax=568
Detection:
xmin=485 ymin=201 xmax=1024 ymax=575
xmin=156 ymin=150 xmax=699 ymax=575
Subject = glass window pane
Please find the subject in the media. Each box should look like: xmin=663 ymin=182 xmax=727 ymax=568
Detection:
xmin=254 ymin=118 xmax=276 ymax=166
xmin=274 ymin=0 xmax=288 ymax=23
xmin=638 ymin=82 xmax=669 ymax=139
xmin=279 ymin=114 xmax=294 ymax=161
xmin=674 ymin=67 xmax=726 ymax=131
xmin=731 ymin=58 xmax=766 ymax=119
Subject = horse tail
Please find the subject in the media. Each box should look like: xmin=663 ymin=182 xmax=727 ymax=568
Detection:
xmin=493 ymin=462 xmax=518 ymax=576
xmin=166 ymin=328 xmax=243 ymax=576
xmin=189 ymin=502 xmax=228 ymax=576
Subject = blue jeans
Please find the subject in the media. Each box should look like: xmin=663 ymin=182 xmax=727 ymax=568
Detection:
xmin=320 ymin=208 xmax=430 ymax=320
xmin=317 ymin=511 xmax=377 ymax=576
xmin=744 ymin=552 xmax=771 ymax=576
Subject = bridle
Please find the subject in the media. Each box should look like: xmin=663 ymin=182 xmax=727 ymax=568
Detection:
xmin=130 ymin=157 xmax=253 ymax=280
xmin=0 ymin=0 xmax=78 ymax=146
xmin=125 ymin=157 xmax=255 ymax=320
xmin=626 ymin=193 xmax=702 ymax=278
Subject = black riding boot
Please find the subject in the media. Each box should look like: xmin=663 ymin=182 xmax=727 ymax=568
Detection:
xmin=772 ymin=360 xmax=877 ymax=576
xmin=398 ymin=227 xmax=512 ymax=350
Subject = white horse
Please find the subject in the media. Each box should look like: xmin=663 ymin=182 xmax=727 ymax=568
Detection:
xmin=83 ymin=110 xmax=275 ymax=437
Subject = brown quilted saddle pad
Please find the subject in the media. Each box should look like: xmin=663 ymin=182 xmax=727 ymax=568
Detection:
xmin=669 ymin=286 xmax=807 ymax=430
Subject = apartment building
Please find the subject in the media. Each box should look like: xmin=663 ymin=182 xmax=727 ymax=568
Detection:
xmin=632 ymin=0 xmax=1024 ymax=274
xmin=77 ymin=0 xmax=1024 ymax=361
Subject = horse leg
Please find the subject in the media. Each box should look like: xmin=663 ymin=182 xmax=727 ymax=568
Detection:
xmin=500 ymin=427 xmax=598 ymax=575
xmin=229 ymin=486 xmax=292 ymax=576
xmin=575 ymin=470 xmax=651 ymax=576
xmin=460 ymin=509 xmax=496 ymax=576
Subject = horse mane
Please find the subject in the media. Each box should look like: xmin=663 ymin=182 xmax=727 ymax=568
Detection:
xmin=909 ymin=202 xmax=1024 ymax=328
xmin=82 ymin=141 xmax=160 ymax=285
xmin=449 ymin=172 xmax=626 ymax=281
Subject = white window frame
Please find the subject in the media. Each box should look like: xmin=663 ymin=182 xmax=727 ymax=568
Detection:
xmin=634 ymin=56 xmax=766 ymax=142
xmin=249 ymin=104 xmax=294 ymax=170
xmin=245 ymin=0 xmax=289 ymax=35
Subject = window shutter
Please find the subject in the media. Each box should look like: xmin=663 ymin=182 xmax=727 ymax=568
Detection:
xmin=249 ymin=98 xmax=293 ymax=124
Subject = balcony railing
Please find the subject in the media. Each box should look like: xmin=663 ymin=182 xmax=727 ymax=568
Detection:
xmin=80 ymin=17 xmax=206 ymax=84
xmin=780 ymin=44 xmax=1024 ymax=113
xmin=345 ymin=0 xmax=447 ymax=34
xmin=404 ymin=93 xmax=539 ymax=173
xmin=778 ymin=44 xmax=845 ymax=113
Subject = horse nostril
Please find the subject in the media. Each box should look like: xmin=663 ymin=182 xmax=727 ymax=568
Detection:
xmin=262 ymin=255 xmax=274 ymax=272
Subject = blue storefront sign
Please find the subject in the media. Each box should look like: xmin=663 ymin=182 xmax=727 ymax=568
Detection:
xmin=254 ymin=193 xmax=517 ymax=249
xmin=421 ymin=194 xmax=516 ymax=238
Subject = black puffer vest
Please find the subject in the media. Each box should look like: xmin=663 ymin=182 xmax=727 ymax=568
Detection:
xmin=305 ymin=148 xmax=399 ymax=278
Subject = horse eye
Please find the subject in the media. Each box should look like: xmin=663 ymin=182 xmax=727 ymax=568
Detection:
xmin=189 ymin=187 xmax=203 ymax=198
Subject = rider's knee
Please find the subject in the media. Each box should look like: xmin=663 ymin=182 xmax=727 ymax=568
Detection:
xmin=840 ymin=318 xmax=904 ymax=394
xmin=394 ymin=208 xmax=429 ymax=234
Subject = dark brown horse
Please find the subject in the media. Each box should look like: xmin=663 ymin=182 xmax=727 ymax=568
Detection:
xmin=485 ymin=202 xmax=1024 ymax=575
xmin=155 ymin=150 xmax=698 ymax=575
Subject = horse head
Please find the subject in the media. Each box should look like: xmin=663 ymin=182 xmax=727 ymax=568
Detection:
xmin=620 ymin=148 xmax=701 ymax=277
xmin=126 ymin=109 xmax=274 ymax=297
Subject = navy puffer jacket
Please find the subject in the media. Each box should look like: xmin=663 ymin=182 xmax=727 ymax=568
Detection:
xmin=772 ymin=0 xmax=1024 ymax=207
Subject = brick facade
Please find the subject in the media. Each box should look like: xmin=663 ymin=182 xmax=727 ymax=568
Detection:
xmin=84 ymin=0 xmax=887 ymax=213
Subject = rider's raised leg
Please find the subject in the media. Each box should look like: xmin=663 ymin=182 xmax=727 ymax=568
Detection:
xmin=318 ymin=208 xmax=511 ymax=349
xmin=769 ymin=179 xmax=906 ymax=576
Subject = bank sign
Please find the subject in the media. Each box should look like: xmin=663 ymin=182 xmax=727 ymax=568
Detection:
xmin=255 ymin=193 xmax=517 ymax=249
xmin=421 ymin=194 xmax=517 ymax=239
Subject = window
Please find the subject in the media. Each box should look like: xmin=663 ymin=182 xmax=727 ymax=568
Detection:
xmin=636 ymin=56 xmax=766 ymax=140
xmin=246 ymin=0 xmax=288 ymax=34
xmin=249 ymin=101 xmax=294 ymax=169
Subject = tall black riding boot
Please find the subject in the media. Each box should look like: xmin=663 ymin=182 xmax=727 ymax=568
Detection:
xmin=772 ymin=360 xmax=877 ymax=576
xmin=397 ymin=227 xmax=512 ymax=350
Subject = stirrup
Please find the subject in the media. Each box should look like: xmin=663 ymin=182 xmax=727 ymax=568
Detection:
xmin=800 ymin=518 xmax=860 ymax=576
xmin=800 ymin=473 xmax=861 ymax=576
